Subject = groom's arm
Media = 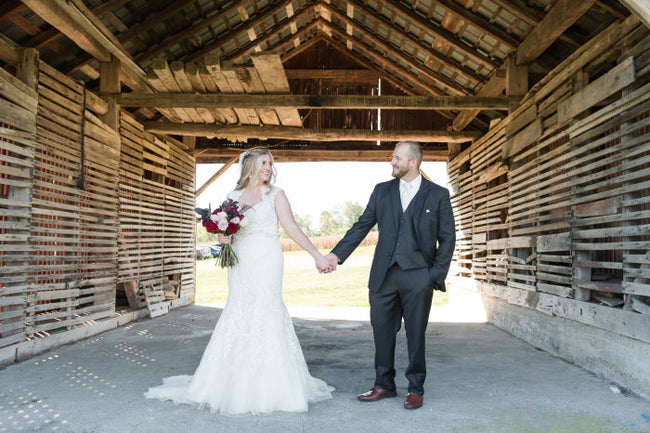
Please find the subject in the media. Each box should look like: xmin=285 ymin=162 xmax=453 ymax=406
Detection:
xmin=330 ymin=187 xmax=378 ymax=265
xmin=428 ymin=189 xmax=456 ymax=287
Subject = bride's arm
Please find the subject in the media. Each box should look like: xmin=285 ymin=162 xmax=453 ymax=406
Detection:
xmin=275 ymin=190 xmax=330 ymax=271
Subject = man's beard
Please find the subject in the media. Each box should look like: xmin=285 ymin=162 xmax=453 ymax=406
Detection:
xmin=392 ymin=166 xmax=408 ymax=179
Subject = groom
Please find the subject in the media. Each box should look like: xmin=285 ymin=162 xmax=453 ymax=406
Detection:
xmin=326 ymin=141 xmax=455 ymax=409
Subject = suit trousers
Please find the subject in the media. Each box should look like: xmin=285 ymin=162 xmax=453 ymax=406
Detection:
xmin=369 ymin=264 xmax=433 ymax=395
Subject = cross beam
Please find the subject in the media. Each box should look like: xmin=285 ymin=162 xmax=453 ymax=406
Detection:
xmin=120 ymin=94 xmax=510 ymax=110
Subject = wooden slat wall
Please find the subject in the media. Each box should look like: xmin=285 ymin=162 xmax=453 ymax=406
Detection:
xmin=0 ymin=65 xmax=38 ymax=347
xmin=0 ymin=61 xmax=196 ymax=350
xmin=449 ymin=15 xmax=650 ymax=338
xmin=118 ymin=113 xmax=195 ymax=309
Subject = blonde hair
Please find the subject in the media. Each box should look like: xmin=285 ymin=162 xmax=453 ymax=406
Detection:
xmin=235 ymin=148 xmax=277 ymax=190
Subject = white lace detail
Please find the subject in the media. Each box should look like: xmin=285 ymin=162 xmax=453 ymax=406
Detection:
xmin=145 ymin=185 xmax=333 ymax=415
xmin=228 ymin=186 xmax=281 ymax=240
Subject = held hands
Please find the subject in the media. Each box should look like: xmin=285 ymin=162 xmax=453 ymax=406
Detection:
xmin=315 ymin=253 xmax=339 ymax=274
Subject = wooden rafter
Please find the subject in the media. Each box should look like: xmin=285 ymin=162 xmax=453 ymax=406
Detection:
xmin=320 ymin=20 xmax=451 ymax=96
xmin=617 ymin=0 xmax=650 ymax=30
xmin=21 ymin=0 xmax=150 ymax=92
xmin=143 ymin=123 xmax=481 ymax=143
xmin=219 ymin=3 xmax=317 ymax=63
xmin=379 ymin=1 xmax=499 ymax=69
xmin=516 ymin=0 xmax=599 ymax=66
xmin=62 ymin=0 xmax=197 ymax=75
xmin=428 ymin=0 xmax=519 ymax=49
xmin=135 ymin=0 xmax=254 ymax=64
xmin=451 ymin=0 xmax=601 ymax=130
xmin=311 ymin=32 xmax=429 ymax=97
xmin=488 ymin=0 xmax=584 ymax=46
xmin=340 ymin=0 xmax=487 ymax=86
xmin=452 ymin=72 xmax=506 ymax=131
xmin=118 ymin=93 xmax=510 ymax=110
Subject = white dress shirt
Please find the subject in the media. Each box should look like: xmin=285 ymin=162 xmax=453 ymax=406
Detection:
xmin=400 ymin=175 xmax=422 ymax=212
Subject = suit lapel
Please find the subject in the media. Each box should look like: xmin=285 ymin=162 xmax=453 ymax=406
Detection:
xmin=409 ymin=179 xmax=432 ymax=220
xmin=390 ymin=179 xmax=402 ymax=225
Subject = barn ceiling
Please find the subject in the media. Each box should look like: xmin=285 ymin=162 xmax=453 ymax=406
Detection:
xmin=0 ymin=0 xmax=638 ymax=162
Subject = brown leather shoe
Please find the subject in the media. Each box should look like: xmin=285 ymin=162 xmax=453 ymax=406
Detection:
xmin=404 ymin=392 xmax=423 ymax=409
xmin=357 ymin=386 xmax=397 ymax=402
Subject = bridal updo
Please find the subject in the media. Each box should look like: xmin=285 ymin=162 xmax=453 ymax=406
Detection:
xmin=235 ymin=147 xmax=277 ymax=191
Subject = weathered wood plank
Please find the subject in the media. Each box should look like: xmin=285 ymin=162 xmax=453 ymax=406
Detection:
xmin=558 ymin=56 xmax=636 ymax=124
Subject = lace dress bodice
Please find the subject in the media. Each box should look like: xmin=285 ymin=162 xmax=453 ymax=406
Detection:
xmin=227 ymin=185 xmax=280 ymax=240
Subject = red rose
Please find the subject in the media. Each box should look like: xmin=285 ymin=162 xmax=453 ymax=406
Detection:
xmin=204 ymin=220 xmax=217 ymax=233
xmin=226 ymin=222 xmax=239 ymax=234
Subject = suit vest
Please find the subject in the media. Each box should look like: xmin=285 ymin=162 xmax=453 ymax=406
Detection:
xmin=388 ymin=203 xmax=429 ymax=270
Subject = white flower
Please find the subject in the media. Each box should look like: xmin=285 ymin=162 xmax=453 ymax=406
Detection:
xmin=231 ymin=217 xmax=240 ymax=225
xmin=238 ymin=217 xmax=249 ymax=228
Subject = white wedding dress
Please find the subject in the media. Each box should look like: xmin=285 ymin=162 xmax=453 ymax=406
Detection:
xmin=145 ymin=186 xmax=333 ymax=415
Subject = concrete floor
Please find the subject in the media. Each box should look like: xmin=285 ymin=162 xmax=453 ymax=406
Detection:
xmin=0 ymin=299 xmax=649 ymax=433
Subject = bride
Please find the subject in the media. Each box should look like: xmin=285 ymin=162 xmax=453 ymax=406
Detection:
xmin=145 ymin=148 xmax=334 ymax=415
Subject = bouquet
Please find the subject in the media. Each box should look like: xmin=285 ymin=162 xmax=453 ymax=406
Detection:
xmin=196 ymin=199 xmax=247 ymax=268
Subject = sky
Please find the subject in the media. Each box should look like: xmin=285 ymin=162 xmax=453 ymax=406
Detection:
xmin=196 ymin=160 xmax=449 ymax=229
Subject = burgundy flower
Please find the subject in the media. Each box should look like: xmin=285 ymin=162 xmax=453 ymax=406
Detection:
xmin=204 ymin=220 xmax=217 ymax=233
xmin=226 ymin=222 xmax=239 ymax=234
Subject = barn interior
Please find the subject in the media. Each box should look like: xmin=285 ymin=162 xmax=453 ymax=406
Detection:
xmin=0 ymin=0 xmax=649 ymax=400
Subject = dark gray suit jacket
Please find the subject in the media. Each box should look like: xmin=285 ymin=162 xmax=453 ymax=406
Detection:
xmin=331 ymin=177 xmax=455 ymax=292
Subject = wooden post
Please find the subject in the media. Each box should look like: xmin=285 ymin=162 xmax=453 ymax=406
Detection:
xmin=570 ymin=70 xmax=592 ymax=302
xmin=8 ymin=48 xmax=39 ymax=345
xmin=182 ymin=136 xmax=196 ymax=153
xmin=506 ymin=54 xmax=528 ymax=112
xmin=17 ymin=48 xmax=39 ymax=90
xmin=100 ymin=55 xmax=121 ymax=131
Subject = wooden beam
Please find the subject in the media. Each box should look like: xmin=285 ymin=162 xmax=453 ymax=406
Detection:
xmin=516 ymin=0 xmax=598 ymax=65
xmin=618 ymin=0 xmax=650 ymax=29
xmin=99 ymin=56 xmax=121 ymax=131
xmin=194 ymin=148 xmax=449 ymax=163
xmin=16 ymin=48 xmax=38 ymax=91
xmin=142 ymin=123 xmax=482 ymax=143
xmin=452 ymin=72 xmax=506 ymax=131
xmin=506 ymin=55 xmax=528 ymax=112
xmin=285 ymin=69 xmax=380 ymax=83
xmin=195 ymin=156 xmax=238 ymax=197
xmin=21 ymin=0 xmax=150 ymax=92
xmin=118 ymin=93 xmax=511 ymax=110
xmin=250 ymin=53 xmax=302 ymax=126
xmin=0 ymin=33 xmax=20 ymax=65
xmin=21 ymin=0 xmax=110 ymax=61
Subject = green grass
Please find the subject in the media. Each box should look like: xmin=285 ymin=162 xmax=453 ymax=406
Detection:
xmin=195 ymin=244 xmax=448 ymax=307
